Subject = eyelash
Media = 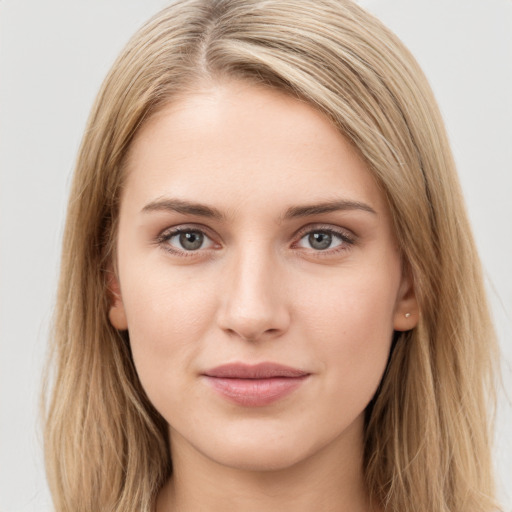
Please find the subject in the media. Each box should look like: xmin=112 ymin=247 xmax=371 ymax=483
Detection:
xmin=156 ymin=224 xmax=356 ymax=258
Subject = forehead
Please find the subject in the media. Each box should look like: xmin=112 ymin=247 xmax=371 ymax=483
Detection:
xmin=122 ymin=80 xmax=388 ymax=219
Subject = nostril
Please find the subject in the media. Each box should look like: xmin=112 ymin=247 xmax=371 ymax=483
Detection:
xmin=222 ymin=324 xmax=286 ymax=343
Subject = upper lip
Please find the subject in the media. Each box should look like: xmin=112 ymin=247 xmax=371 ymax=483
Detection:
xmin=203 ymin=362 xmax=309 ymax=379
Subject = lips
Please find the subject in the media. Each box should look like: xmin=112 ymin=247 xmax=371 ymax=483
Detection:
xmin=202 ymin=362 xmax=310 ymax=407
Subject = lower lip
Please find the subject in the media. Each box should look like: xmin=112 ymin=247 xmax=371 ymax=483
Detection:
xmin=203 ymin=376 xmax=309 ymax=407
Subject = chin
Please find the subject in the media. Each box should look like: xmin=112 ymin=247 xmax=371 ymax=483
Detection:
xmin=207 ymin=441 xmax=310 ymax=473
xmin=190 ymin=419 xmax=345 ymax=474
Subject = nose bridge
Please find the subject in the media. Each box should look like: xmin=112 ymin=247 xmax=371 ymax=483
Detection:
xmin=217 ymin=240 xmax=289 ymax=341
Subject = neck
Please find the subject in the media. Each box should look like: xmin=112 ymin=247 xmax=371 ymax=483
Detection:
xmin=156 ymin=417 xmax=375 ymax=512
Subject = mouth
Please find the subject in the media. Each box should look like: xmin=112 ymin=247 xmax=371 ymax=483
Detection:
xmin=201 ymin=362 xmax=310 ymax=407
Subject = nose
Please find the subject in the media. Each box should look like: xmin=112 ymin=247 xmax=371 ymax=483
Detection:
xmin=216 ymin=247 xmax=291 ymax=342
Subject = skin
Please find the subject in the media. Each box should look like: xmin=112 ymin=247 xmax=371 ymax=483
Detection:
xmin=109 ymin=80 xmax=418 ymax=512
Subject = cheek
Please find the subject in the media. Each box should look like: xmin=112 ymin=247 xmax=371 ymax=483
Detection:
xmin=119 ymin=262 xmax=219 ymax=395
xmin=123 ymin=256 xmax=217 ymax=335
xmin=300 ymin=268 xmax=398 ymax=400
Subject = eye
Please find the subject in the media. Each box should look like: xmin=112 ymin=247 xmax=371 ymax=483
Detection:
xmin=300 ymin=231 xmax=340 ymax=250
xmin=159 ymin=227 xmax=216 ymax=253
xmin=295 ymin=227 xmax=354 ymax=253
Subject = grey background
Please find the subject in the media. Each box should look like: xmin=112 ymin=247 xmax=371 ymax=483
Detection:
xmin=1 ymin=0 xmax=511 ymax=510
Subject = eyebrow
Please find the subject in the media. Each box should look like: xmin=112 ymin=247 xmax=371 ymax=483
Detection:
xmin=141 ymin=197 xmax=225 ymax=220
xmin=283 ymin=199 xmax=376 ymax=219
xmin=141 ymin=197 xmax=376 ymax=220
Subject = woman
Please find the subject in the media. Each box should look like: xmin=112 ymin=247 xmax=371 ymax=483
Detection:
xmin=43 ymin=1 xmax=500 ymax=511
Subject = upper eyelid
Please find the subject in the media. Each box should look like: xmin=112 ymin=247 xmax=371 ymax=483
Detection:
xmin=158 ymin=223 xmax=217 ymax=240
xmin=156 ymin=223 xmax=356 ymax=250
xmin=293 ymin=223 xmax=355 ymax=241
xmin=159 ymin=222 xmax=353 ymax=237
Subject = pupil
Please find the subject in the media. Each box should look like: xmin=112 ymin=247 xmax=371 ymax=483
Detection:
xmin=309 ymin=232 xmax=332 ymax=250
xmin=179 ymin=231 xmax=203 ymax=250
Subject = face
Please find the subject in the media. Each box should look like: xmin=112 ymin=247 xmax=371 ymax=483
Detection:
xmin=110 ymin=81 xmax=417 ymax=472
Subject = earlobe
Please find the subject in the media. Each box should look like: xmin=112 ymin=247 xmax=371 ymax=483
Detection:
xmin=393 ymin=268 xmax=419 ymax=332
xmin=106 ymin=268 xmax=128 ymax=331
xmin=109 ymin=302 xmax=128 ymax=331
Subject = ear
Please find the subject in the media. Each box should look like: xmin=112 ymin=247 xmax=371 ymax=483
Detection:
xmin=393 ymin=266 xmax=419 ymax=332
xmin=106 ymin=267 xmax=128 ymax=331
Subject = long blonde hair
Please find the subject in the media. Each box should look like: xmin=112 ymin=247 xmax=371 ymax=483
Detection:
xmin=44 ymin=1 xmax=499 ymax=510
